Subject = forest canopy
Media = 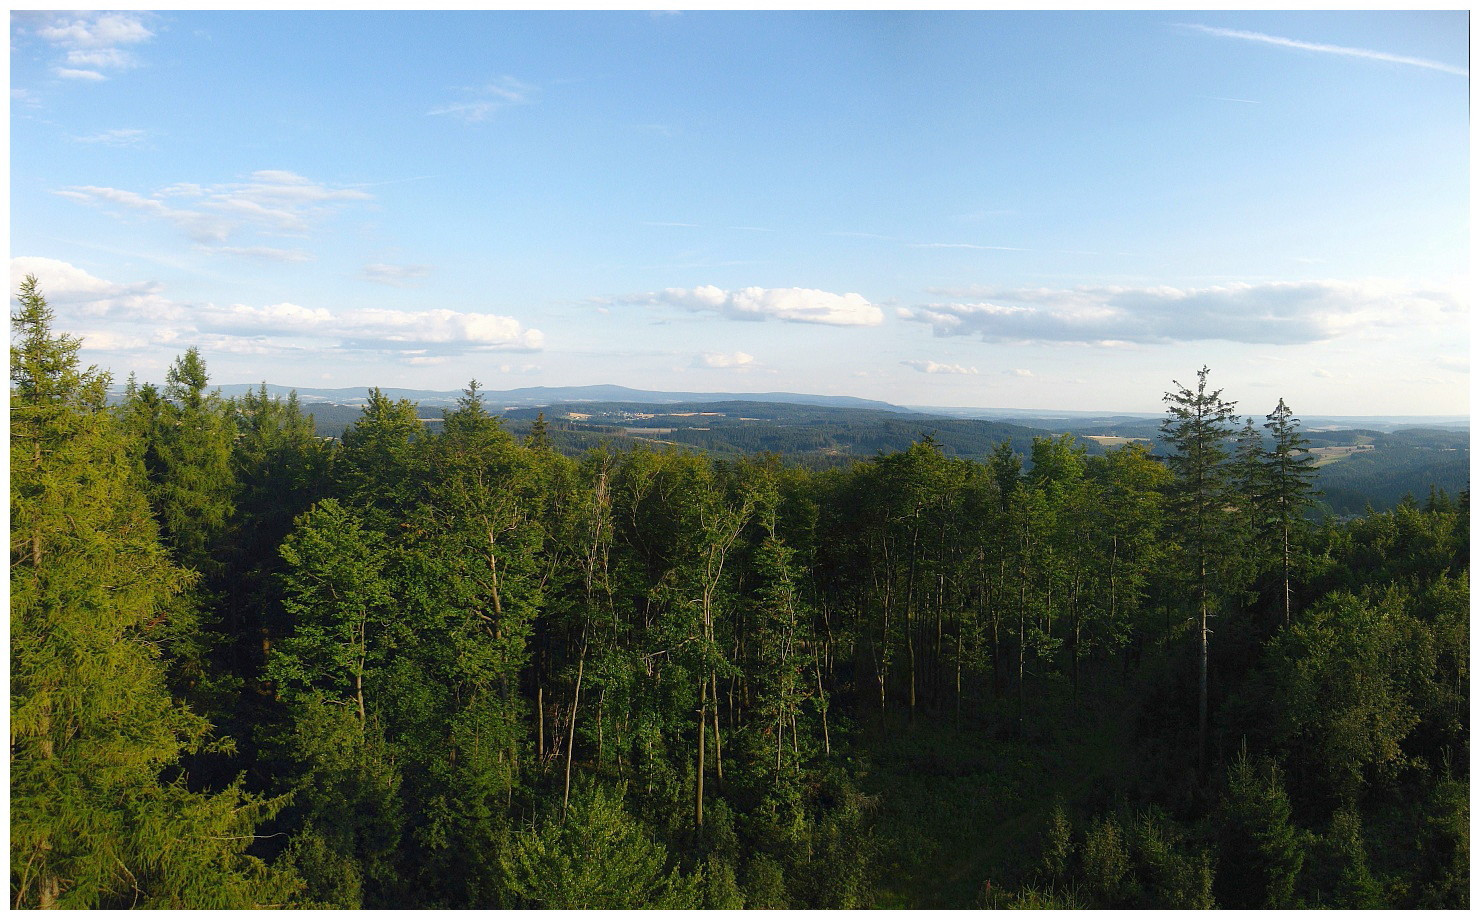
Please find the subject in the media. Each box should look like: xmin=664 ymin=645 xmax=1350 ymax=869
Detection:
xmin=10 ymin=278 xmax=1469 ymax=909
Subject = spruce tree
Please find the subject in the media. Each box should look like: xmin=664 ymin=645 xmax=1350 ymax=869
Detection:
xmin=1262 ymin=399 xmax=1318 ymax=627
xmin=1160 ymin=366 xmax=1240 ymax=773
xmin=10 ymin=276 xmax=297 ymax=908
xmin=151 ymin=347 xmax=238 ymax=574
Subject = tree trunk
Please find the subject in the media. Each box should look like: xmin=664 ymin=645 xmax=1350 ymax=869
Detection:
xmin=562 ymin=646 xmax=585 ymax=819
xmin=815 ymin=660 xmax=831 ymax=755
xmin=1282 ymin=521 xmax=1291 ymax=628
xmin=1198 ymin=560 xmax=1209 ymax=776
xmin=696 ymin=676 xmax=706 ymax=828
xmin=711 ymin=671 xmax=723 ymax=783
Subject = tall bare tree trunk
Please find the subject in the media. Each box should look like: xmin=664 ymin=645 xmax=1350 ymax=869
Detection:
xmin=815 ymin=660 xmax=830 ymax=755
xmin=696 ymin=676 xmax=706 ymax=828
xmin=562 ymin=646 xmax=585 ymax=819
xmin=711 ymin=671 xmax=723 ymax=783
xmin=1198 ymin=562 xmax=1209 ymax=776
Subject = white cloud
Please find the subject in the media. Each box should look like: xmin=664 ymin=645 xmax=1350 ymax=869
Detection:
xmin=37 ymin=12 xmax=153 ymax=49
xmin=1010 ymin=368 xmax=1034 ymax=377
xmin=901 ymin=280 xmax=1466 ymax=346
xmin=72 ymin=127 xmax=147 ymax=146
xmin=54 ymin=68 xmax=106 ymax=81
xmin=429 ymin=77 xmax=536 ymax=123
xmin=10 ymin=256 xmax=177 ymax=321
xmin=11 ymin=257 xmax=544 ymax=359
xmin=902 ymin=359 xmax=979 ymax=375
xmin=57 ymin=171 xmax=372 ymax=247
xmin=200 ymin=245 xmax=315 ymax=263
xmin=31 ymin=12 xmax=153 ymax=81
xmin=364 ymin=263 xmax=433 ymax=286
xmin=1181 ymin=23 xmax=1468 ymax=77
xmin=640 ymin=285 xmax=883 ymax=326
xmin=698 ymin=351 xmax=755 ymax=368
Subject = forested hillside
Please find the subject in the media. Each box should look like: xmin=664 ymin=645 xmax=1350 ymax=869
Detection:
xmin=281 ymin=395 xmax=1466 ymax=515
xmin=12 ymin=279 xmax=1469 ymax=909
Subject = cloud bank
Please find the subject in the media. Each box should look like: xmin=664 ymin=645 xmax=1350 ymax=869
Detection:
xmin=639 ymin=285 xmax=883 ymax=326
xmin=11 ymin=257 xmax=542 ymax=360
xmin=902 ymin=280 xmax=1465 ymax=346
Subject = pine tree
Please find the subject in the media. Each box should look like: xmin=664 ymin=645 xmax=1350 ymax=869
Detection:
xmin=1262 ymin=399 xmax=1318 ymax=627
xmin=1160 ymin=366 xmax=1240 ymax=773
xmin=10 ymin=276 xmax=297 ymax=908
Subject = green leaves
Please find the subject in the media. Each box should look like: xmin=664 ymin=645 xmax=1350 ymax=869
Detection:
xmin=499 ymin=785 xmax=697 ymax=909
xmin=272 ymin=499 xmax=393 ymax=709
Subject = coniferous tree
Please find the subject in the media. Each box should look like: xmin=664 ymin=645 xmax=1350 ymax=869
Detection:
xmin=10 ymin=276 xmax=296 ymax=909
xmin=1160 ymin=366 xmax=1240 ymax=772
xmin=1262 ymin=399 xmax=1319 ymax=627
xmin=149 ymin=347 xmax=238 ymax=574
xmin=1215 ymin=751 xmax=1306 ymax=909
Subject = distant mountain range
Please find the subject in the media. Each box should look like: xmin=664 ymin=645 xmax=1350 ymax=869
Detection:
xmin=211 ymin=383 xmax=911 ymax=413
xmin=207 ymin=383 xmax=1467 ymax=432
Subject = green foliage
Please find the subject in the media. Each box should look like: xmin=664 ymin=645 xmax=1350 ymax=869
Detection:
xmin=10 ymin=277 xmax=297 ymax=909
xmin=1126 ymin=810 xmax=1214 ymax=909
xmin=1412 ymin=772 xmax=1468 ymax=908
xmin=15 ymin=310 xmax=1467 ymax=910
xmin=1215 ymin=751 xmax=1307 ymax=909
xmin=997 ymin=884 xmax=1088 ymax=909
xmin=498 ymin=785 xmax=697 ymax=908
xmin=1305 ymin=804 xmax=1385 ymax=908
xmin=1263 ymin=590 xmax=1420 ymax=799
xmin=742 ymin=854 xmax=791 ymax=908
xmin=1038 ymin=802 xmax=1073 ymax=884
xmin=1080 ymin=813 xmax=1133 ymax=905
xmin=148 ymin=348 xmax=238 ymax=573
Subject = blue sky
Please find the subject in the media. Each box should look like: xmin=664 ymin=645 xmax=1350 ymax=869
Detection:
xmin=10 ymin=10 xmax=1469 ymax=415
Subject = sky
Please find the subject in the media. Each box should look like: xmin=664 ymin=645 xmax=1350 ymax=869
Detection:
xmin=8 ymin=10 xmax=1470 ymax=415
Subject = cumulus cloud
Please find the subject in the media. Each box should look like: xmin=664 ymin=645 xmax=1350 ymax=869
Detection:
xmin=901 ymin=359 xmax=979 ymax=375
xmin=698 ymin=351 xmax=755 ymax=369
xmin=638 ymin=285 xmax=883 ymax=326
xmin=205 ymin=302 xmax=544 ymax=352
xmin=10 ymin=256 xmax=177 ymax=321
xmin=429 ymin=76 xmax=536 ymax=123
xmin=11 ymin=257 xmax=543 ymax=360
xmin=901 ymin=280 xmax=1465 ymax=346
xmin=29 ymin=12 xmax=154 ymax=81
xmin=57 ymin=171 xmax=372 ymax=246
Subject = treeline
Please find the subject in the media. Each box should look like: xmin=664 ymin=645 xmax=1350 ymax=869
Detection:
xmin=11 ymin=277 xmax=1469 ymax=908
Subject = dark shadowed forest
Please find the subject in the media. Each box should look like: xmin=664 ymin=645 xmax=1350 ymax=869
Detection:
xmin=12 ymin=276 xmax=1469 ymax=909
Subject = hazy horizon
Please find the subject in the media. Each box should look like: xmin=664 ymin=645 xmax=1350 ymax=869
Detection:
xmin=11 ymin=11 xmax=1469 ymax=416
